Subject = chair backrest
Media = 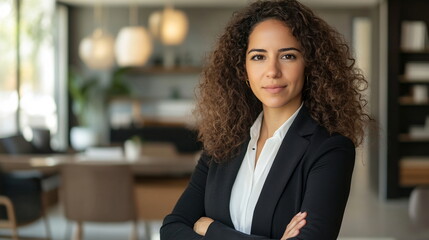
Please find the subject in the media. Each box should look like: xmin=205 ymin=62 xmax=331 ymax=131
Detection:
xmin=60 ymin=163 xmax=136 ymax=223
xmin=31 ymin=128 xmax=53 ymax=153
xmin=0 ymin=142 xmax=5 ymax=154
xmin=0 ymin=170 xmax=43 ymax=224
xmin=0 ymin=135 xmax=36 ymax=154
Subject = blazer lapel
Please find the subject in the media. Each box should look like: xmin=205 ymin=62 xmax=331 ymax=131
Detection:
xmin=251 ymin=106 xmax=317 ymax=236
xmin=215 ymin=140 xmax=249 ymax=227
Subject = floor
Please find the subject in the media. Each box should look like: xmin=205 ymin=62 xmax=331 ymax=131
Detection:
xmin=2 ymin=154 xmax=429 ymax=240
xmin=338 ymin=151 xmax=429 ymax=240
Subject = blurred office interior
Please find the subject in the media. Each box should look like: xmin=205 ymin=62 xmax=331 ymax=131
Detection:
xmin=0 ymin=0 xmax=429 ymax=239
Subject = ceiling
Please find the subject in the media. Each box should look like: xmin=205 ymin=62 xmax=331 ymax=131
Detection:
xmin=57 ymin=0 xmax=381 ymax=8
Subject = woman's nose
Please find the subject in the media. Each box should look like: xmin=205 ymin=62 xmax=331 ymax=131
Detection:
xmin=266 ymin=60 xmax=282 ymax=79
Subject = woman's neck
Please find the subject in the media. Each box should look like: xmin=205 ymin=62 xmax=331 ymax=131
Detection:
xmin=261 ymin=101 xmax=302 ymax=138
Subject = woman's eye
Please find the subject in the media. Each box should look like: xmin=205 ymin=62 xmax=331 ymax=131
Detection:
xmin=281 ymin=54 xmax=296 ymax=60
xmin=250 ymin=55 xmax=265 ymax=61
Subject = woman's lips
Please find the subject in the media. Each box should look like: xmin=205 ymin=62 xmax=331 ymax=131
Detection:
xmin=263 ymin=85 xmax=286 ymax=94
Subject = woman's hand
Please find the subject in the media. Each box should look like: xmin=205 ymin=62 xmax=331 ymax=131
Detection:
xmin=281 ymin=211 xmax=307 ymax=240
xmin=193 ymin=212 xmax=306 ymax=238
xmin=193 ymin=217 xmax=214 ymax=236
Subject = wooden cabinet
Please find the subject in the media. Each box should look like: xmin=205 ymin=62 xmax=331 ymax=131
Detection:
xmin=387 ymin=0 xmax=429 ymax=198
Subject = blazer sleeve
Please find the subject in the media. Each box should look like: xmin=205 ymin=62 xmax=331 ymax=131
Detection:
xmin=291 ymin=134 xmax=356 ymax=240
xmin=160 ymin=153 xmax=279 ymax=240
xmin=160 ymin=153 xmax=209 ymax=239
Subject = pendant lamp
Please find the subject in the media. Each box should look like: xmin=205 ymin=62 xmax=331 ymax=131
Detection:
xmin=115 ymin=6 xmax=152 ymax=67
xmin=149 ymin=5 xmax=189 ymax=46
xmin=78 ymin=4 xmax=115 ymax=70
xmin=79 ymin=28 xmax=115 ymax=70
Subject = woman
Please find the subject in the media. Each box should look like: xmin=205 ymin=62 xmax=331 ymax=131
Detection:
xmin=161 ymin=0 xmax=370 ymax=239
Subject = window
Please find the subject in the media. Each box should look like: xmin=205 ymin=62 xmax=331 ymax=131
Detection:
xmin=0 ymin=0 xmax=18 ymax=136
xmin=0 ymin=0 xmax=61 ymax=149
xmin=19 ymin=0 xmax=57 ymax=135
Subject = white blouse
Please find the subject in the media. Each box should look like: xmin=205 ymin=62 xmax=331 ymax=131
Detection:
xmin=229 ymin=104 xmax=303 ymax=234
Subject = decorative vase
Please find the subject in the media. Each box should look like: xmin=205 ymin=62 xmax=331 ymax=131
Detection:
xmin=409 ymin=186 xmax=429 ymax=227
xmin=124 ymin=139 xmax=142 ymax=161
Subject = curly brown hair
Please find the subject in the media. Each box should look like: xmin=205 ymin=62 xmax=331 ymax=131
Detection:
xmin=195 ymin=0 xmax=371 ymax=161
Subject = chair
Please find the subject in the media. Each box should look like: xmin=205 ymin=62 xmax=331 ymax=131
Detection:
xmin=0 ymin=132 xmax=60 ymax=200
xmin=0 ymin=133 xmax=56 ymax=240
xmin=60 ymin=163 xmax=138 ymax=240
xmin=0 ymin=195 xmax=18 ymax=240
xmin=30 ymin=128 xmax=54 ymax=154
xmin=0 ymin=170 xmax=51 ymax=240
xmin=0 ymin=135 xmax=36 ymax=155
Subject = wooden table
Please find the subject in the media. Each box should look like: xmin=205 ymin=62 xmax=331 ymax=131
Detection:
xmin=0 ymin=143 xmax=201 ymax=220
xmin=0 ymin=143 xmax=200 ymax=177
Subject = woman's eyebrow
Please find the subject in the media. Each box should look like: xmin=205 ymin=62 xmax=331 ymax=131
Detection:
xmin=247 ymin=49 xmax=266 ymax=54
xmin=247 ymin=47 xmax=301 ymax=54
xmin=278 ymin=47 xmax=301 ymax=52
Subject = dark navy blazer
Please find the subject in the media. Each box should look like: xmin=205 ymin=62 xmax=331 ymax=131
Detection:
xmin=161 ymin=106 xmax=355 ymax=239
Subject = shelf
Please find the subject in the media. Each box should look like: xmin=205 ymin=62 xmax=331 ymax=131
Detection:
xmin=399 ymin=75 xmax=429 ymax=83
xmin=398 ymin=96 xmax=429 ymax=105
xmin=399 ymin=133 xmax=429 ymax=142
xmin=387 ymin=0 xmax=429 ymax=198
xmin=400 ymin=156 xmax=429 ymax=186
xmin=127 ymin=66 xmax=203 ymax=75
xmin=401 ymin=49 xmax=429 ymax=54
xmin=401 ymin=52 xmax=429 ymax=61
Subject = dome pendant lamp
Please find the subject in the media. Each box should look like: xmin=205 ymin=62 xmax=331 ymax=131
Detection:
xmin=149 ymin=5 xmax=189 ymax=46
xmin=148 ymin=5 xmax=189 ymax=68
xmin=115 ymin=6 xmax=152 ymax=67
xmin=78 ymin=4 xmax=115 ymax=70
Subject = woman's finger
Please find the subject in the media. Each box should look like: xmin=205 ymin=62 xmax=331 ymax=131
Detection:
xmin=286 ymin=219 xmax=306 ymax=236
xmin=285 ymin=212 xmax=307 ymax=233
xmin=282 ymin=212 xmax=307 ymax=239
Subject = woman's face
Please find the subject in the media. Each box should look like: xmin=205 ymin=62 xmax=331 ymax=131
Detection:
xmin=245 ymin=19 xmax=305 ymax=112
